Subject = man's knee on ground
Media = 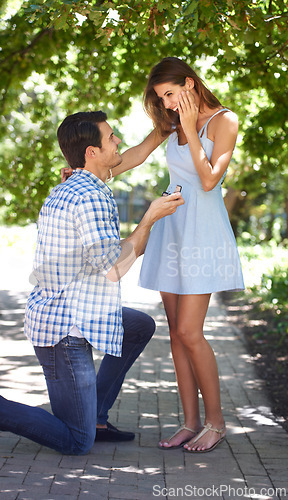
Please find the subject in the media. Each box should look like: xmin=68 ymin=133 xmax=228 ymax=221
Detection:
xmin=67 ymin=430 xmax=96 ymax=456
xmin=122 ymin=308 xmax=156 ymax=344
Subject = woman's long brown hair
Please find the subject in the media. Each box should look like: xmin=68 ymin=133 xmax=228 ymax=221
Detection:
xmin=144 ymin=57 xmax=222 ymax=136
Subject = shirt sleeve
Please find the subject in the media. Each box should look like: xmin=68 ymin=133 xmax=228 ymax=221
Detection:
xmin=75 ymin=192 xmax=121 ymax=275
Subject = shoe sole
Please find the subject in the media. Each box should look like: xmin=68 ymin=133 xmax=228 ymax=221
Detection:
xmin=183 ymin=436 xmax=225 ymax=453
xmin=158 ymin=440 xmax=189 ymax=450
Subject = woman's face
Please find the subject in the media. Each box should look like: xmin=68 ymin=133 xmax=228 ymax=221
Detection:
xmin=154 ymin=82 xmax=186 ymax=113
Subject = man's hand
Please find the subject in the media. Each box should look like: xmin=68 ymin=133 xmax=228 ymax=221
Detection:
xmin=145 ymin=191 xmax=185 ymax=225
xmin=106 ymin=191 xmax=184 ymax=282
xmin=61 ymin=167 xmax=73 ymax=183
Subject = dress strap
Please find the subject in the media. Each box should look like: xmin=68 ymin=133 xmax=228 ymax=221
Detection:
xmin=198 ymin=108 xmax=230 ymax=138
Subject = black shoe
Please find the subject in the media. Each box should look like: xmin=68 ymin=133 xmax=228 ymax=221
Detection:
xmin=95 ymin=422 xmax=135 ymax=442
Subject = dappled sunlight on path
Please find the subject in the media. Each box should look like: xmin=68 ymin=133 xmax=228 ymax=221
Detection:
xmin=0 ymin=230 xmax=287 ymax=499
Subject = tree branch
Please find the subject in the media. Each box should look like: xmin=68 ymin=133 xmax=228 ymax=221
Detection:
xmin=0 ymin=27 xmax=54 ymax=66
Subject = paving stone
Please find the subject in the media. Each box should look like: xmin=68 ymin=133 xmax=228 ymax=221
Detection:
xmin=0 ymin=493 xmax=21 ymax=500
xmin=18 ymin=496 xmax=79 ymax=500
xmin=0 ymin=464 xmax=29 ymax=478
xmin=79 ymin=492 xmax=109 ymax=500
xmin=59 ymin=455 xmax=88 ymax=469
xmin=243 ymin=475 xmax=286 ymax=500
xmin=0 ymin=476 xmax=26 ymax=488
xmin=236 ymin=452 xmax=269 ymax=476
xmin=107 ymin=483 xmax=139 ymax=498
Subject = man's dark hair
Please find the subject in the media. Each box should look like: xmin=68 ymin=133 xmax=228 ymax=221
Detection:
xmin=57 ymin=111 xmax=107 ymax=169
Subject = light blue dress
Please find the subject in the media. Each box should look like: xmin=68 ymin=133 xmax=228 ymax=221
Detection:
xmin=139 ymin=109 xmax=245 ymax=295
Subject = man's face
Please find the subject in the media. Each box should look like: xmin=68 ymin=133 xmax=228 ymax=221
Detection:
xmin=98 ymin=121 xmax=122 ymax=170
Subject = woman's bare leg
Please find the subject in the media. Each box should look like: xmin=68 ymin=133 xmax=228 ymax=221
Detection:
xmin=158 ymin=292 xmax=201 ymax=448
xmin=174 ymin=294 xmax=225 ymax=451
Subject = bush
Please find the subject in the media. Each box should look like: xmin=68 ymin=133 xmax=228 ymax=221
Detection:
xmin=260 ymin=266 xmax=288 ymax=315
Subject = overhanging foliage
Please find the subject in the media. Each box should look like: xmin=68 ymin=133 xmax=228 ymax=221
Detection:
xmin=0 ymin=0 xmax=287 ymax=232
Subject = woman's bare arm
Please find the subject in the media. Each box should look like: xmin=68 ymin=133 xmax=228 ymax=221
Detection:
xmin=112 ymin=128 xmax=168 ymax=177
xmin=178 ymin=91 xmax=238 ymax=192
xmin=60 ymin=129 xmax=168 ymax=183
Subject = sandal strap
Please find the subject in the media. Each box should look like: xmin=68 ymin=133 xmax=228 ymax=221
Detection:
xmin=192 ymin=422 xmax=225 ymax=444
xmin=182 ymin=425 xmax=198 ymax=434
xmin=169 ymin=425 xmax=198 ymax=440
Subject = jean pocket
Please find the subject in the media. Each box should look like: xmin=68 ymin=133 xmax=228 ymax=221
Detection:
xmin=64 ymin=335 xmax=90 ymax=349
xmin=34 ymin=345 xmax=56 ymax=381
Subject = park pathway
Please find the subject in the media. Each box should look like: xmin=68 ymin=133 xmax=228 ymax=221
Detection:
xmin=0 ymin=259 xmax=287 ymax=500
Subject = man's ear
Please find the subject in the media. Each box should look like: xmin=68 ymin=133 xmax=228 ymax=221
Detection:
xmin=85 ymin=145 xmax=98 ymax=159
xmin=185 ymin=77 xmax=195 ymax=90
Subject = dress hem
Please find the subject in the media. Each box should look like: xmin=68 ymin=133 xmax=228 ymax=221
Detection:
xmin=138 ymin=283 xmax=245 ymax=295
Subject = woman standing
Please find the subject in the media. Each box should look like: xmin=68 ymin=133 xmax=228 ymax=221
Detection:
xmin=138 ymin=57 xmax=244 ymax=452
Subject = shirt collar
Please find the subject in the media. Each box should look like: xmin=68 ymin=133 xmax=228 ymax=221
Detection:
xmin=75 ymin=169 xmax=113 ymax=197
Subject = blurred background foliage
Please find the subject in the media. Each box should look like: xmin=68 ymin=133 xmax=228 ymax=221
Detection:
xmin=0 ymin=0 xmax=287 ymax=245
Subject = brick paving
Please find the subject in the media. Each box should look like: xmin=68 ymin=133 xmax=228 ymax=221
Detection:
xmin=0 ymin=261 xmax=288 ymax=500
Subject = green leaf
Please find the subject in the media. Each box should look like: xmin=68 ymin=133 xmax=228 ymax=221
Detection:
xmin=54 ymin=12 xmax=69 ymax=30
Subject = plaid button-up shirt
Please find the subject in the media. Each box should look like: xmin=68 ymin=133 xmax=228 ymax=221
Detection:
xmin=24 ymin=169 xmax=123 ymax=356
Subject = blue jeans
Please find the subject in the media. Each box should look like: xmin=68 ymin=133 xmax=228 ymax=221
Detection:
xmin=0 ymin=307 xmax=155 ymax=455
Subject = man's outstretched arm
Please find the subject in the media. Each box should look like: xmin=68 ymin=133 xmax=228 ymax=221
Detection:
xmin=106 ymin=192 xmax=184 ymax=282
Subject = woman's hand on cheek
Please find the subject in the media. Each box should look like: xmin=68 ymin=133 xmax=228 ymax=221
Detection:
xmin=178 ymin=91 xmax=198 ymax=136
